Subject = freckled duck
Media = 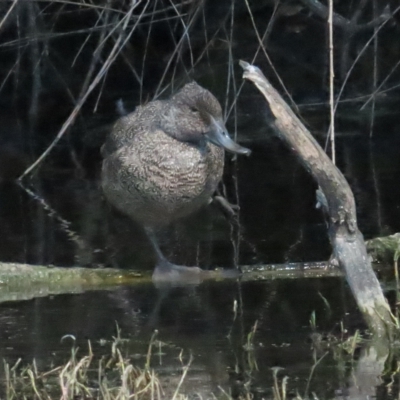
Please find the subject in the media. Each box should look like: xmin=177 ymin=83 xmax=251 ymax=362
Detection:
xmin=101 ymin=81 xmax=250 ymax=282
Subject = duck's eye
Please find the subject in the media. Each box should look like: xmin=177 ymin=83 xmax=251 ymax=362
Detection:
xmin=189 ymin=106 xmax=198 ymax=113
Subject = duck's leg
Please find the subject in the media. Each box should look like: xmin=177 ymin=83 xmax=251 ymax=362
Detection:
xmin=145 ymin=227 xmax=205 ymax=284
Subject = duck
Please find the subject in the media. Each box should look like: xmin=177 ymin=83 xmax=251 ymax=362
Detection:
xmin=101 ymin=81 xmax=250 ymax=283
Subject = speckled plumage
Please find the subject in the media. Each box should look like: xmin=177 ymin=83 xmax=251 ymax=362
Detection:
xmin=101 ymin=82 xmax=225 ymax=228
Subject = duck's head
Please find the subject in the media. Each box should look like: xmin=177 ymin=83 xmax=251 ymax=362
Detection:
xmin=160 ymin=82 xmax=251 ymax=156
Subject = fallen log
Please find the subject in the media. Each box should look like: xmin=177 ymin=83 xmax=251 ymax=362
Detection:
xmin=0 ymin=262 xmax=146 ymax=303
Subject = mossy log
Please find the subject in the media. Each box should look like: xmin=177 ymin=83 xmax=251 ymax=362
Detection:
xmin=366 ymin=233 xmax=400 ymax=264
xmin=0 ymin=262 xmax=147 ymax=303
xmin=0 ymin=263 xmax=242 ymax=303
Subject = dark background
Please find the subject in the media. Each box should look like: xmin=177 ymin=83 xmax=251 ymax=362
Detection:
xmin=1 ymin=0 xmax=400 ymax=270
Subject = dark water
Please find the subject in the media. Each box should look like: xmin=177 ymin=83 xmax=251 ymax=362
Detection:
xmin=1 ymin=0 xmax=400 ymax=397
xmin=0 ymin=277 xmax=364 ymax=398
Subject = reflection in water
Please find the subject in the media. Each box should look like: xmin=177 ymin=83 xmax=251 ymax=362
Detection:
xmin=0 ymin=276 xmax=375 ymax=398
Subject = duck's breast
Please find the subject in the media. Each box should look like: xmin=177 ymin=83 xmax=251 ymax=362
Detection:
xmin=102 ymin=128 xmax=224 ymax=227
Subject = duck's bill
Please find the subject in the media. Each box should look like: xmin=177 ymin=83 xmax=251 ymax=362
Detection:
xmin=206 ymin=118 xmax=251 ymax=156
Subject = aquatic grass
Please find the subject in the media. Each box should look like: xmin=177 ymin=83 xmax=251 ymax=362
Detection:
xmin=337 ymin=329 xmax=361 ymax=357
xmin=304 ymin=351 xmax=328 ymax=399
xmin=1 ymin=324 xmax=386 ymax=400
xmin=243 ymin=320 xmax=259 ymax=374
xmin=1 ymin=332 xmax=190 ymax=400
xmin=271 ymin=367 xmax=288 ymax=400
xmin=309 ymin=310 xmax=317 ymax=332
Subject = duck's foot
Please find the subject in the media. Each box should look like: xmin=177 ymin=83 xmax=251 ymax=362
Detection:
xmin=212 ymin=195 xmax=240 ymax=218
xmin=152 ymin=260 xmax=205 ymax=285
xmin=152 ymin=259 xmax=241 ymax=286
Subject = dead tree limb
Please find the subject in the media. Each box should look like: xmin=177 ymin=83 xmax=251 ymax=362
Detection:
xmin=239 ymin=60 xmax=395 ymax=339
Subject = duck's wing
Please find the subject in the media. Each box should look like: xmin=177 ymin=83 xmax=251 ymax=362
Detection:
xmin=101 ymin=101 xmax=164 ymax=158
xmin=101 ymin=114 xmax=136 ymax=157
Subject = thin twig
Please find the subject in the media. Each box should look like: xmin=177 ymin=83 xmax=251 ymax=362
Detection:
xmin=332 ymin=5 xmax=400 ymax=116
xmin=328 ymin=0 xmax=335 ymax=164
xmin=154 ymin=2 xmax=203 ymax=98
xmin=0 ymin=0 xmax=19 ymax=32
xmin=369 ymin=0 xmax=379 ymax=138
xmin=18 ymin=0 xmax=149 ymax=180
xmin=299 ymin=0 xmax=391 ymax=33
